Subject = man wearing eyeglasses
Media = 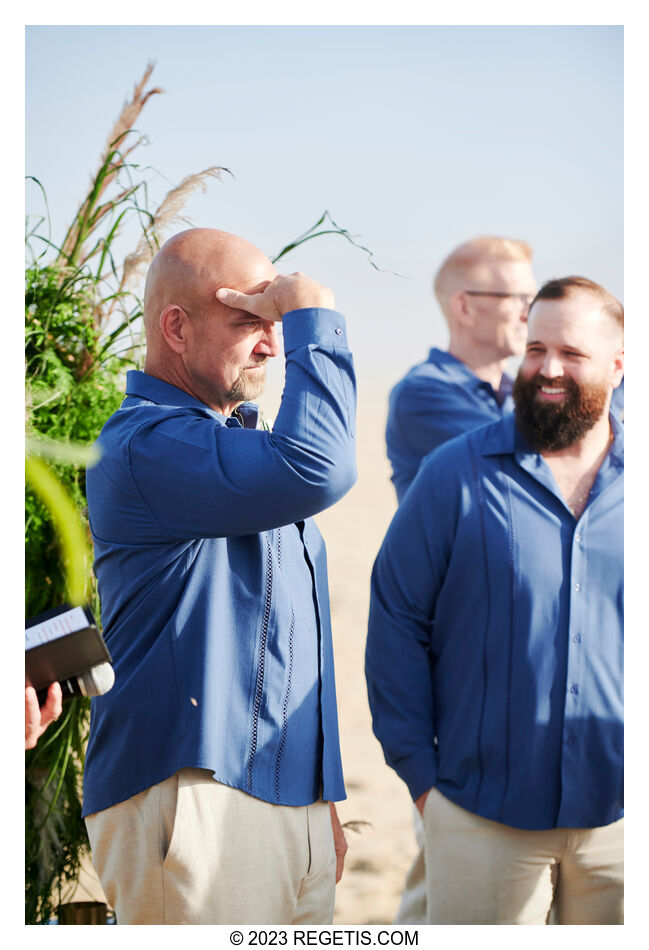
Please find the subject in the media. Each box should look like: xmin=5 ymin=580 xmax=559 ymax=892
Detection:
xmin=386 ymin=236 xmax=537 ymax=503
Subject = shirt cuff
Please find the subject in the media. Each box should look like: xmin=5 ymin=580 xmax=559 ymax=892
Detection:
xmin=395 ymin=747 xmax=438 ymax=802
xmin=282 ymin=308 xmax=349 ymax=354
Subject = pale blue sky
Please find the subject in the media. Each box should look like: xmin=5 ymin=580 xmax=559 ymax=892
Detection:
xmin=25 ymin=24 xmax=623 ymax=395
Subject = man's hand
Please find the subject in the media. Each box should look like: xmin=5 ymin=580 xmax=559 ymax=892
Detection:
xmin=25 ymin=683 xmax=62 ymax=750
xmin=216 ymin=273 xmax=335 ymax=321
xmin=329 ymin=801 xmax=348 ymax=884
xmin=415 ymin=789 xmax=430 ymax=817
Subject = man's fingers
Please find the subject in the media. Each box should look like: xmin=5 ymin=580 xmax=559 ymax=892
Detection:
xmin=216 ymin=274 xmax=334 ymax=319
xmin=25 ymin=683 xmax=63 ymax=749
xmin=43 ymin=682 xmax=63 ymax=726
xmin=216 ymin=287 xmax=257 ymax=311
xmin=415 ymin=789 xmax=430 ymax=816
xmin=25 ymin=687 xmax=41 ymax=749
xmin=329 ymin=802 xmax=348 ymax=884
xmin=216 ymin=287 xmax=281 ymax=321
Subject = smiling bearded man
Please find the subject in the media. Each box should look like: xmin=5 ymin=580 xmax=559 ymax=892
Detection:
xmin=512 ymin=276 xmax=621 ymax=453
xmin=366 ymin=275 xmax=624 ymax=924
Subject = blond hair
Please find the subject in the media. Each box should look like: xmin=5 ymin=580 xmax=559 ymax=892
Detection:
xmin=433 ymin=236 xmax=533 ymax=317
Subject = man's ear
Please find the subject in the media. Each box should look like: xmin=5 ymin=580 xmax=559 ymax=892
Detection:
xmin=448 ymin=290 xmax=475 ymax=329
xmin=611 ymin=347 xmax=624 ymax=389
xmin=159 ymin=305 xmax=190 ymax=353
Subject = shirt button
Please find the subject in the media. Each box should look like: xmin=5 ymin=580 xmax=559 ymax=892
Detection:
xmin=570 ymin=684 xmax=579 ymax=695
xmin=573 ymin=634 xmax=582 ymax=643
xmin=335 ymin=327 xmax=343 ymax=336
xmin=574 ymin=582 xmax=581 ymax=592
xmin=575 ymin=533 xmax=582 ymax=543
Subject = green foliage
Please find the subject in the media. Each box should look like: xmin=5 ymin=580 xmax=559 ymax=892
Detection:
xmin=25 ymin=697 xmax=91 ymax=925
xmin=25 ymin=259 xmax=128 ymax=922
xmin=24 ymin=98 xmax=148 ymax=924
xmin=25 ymin=261 xmax=127 ymax=618
xmin=272 ymin=210 xmax=382 ymax=268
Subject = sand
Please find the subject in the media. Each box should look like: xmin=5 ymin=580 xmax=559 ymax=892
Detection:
xmin=315 ymin=396 xmax=416 ymax=924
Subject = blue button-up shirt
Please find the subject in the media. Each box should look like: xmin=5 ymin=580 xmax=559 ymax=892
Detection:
xmin=366 ymin=413 xmax=623 ymax=831
xmin=386 ymin=347 xmax=514 ymax=502
xmin=83 ymin=308 xmax=356 ymax=817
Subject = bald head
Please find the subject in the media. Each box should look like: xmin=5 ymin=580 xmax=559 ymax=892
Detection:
xmin=141 ymin=228 xmax=281 ymax=413
xmin=433 ymin=236 xmax=533 ymax=321
xmin=143 ymin=228 xmax=276 ymax=342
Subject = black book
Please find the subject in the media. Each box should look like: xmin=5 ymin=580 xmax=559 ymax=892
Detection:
xmin=25 ymin=603 xmax=112 ymax=693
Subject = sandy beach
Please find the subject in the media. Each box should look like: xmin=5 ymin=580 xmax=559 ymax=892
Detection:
xmin=67 ymin=393 xmax=416 ymax=924
xmin=315 ymin=395 xmax=416 ymax=924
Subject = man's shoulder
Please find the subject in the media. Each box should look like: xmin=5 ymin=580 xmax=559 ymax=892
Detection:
xmin=390 ymin=349 xmax=476 ymax=404
xmin=418 ymin=415 xmax=513 ymax=474
xmin=96 ymin=398 xmax=221 ymax=453
xmin=394 ymin=348 xmax=464 ymax=384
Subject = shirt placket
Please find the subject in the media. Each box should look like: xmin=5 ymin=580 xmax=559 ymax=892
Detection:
xmin=561 ymin=514 xmax=588 ymax=779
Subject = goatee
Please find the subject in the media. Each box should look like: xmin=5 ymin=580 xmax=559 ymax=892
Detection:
xmin=512 ymin=371 xmax=609 ymax=451
xmin=225 ymin=361 xmax=268 ymax=405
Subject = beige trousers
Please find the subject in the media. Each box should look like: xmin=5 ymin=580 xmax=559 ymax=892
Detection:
xmin=85 ymin=768 xmax=336 ymax=925
xmin=422 ymin=787 xmax=624 ymax=924
xmin=393 ymin=806 xmax=427 ymax=924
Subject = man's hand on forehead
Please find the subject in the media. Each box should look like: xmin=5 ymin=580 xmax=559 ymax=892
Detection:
xmin=216 ymin=273 xmax=335 ymax=321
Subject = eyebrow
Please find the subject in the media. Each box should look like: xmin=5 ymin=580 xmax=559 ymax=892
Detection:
xmin=526 ymin=340 xmax=589 ymax=355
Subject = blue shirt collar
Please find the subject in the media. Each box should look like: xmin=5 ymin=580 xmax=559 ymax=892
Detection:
xmin=124 ymin=370 xmax=260 ymax=428
xmin=427 ymin=347 xmax=512 ymax=401
xmin=480 ymin=408 xmax=624 ymax=462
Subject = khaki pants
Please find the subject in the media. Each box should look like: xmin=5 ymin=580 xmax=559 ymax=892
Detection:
xmin=85 ymin=768 xmax=336 ymax=925
xmin=393 ymin=806 xmax=427 ymax=924
xmin=422 ymin=787 xmax=624 ymax=924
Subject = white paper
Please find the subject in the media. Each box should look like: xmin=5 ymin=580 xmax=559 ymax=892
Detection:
xmin=25 ymin=606 xmax=89 ymax=650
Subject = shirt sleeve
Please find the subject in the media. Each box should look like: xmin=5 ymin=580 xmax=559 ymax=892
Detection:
xmin=127 ymin=308 xmax=357 ymax=539
xmin=387 ymin=377 xmax=494 ymax=501
xmin=365 ymin=451 xmax=460 ymax=800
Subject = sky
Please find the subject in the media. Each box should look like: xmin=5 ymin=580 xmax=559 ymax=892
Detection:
xmin=24 ymin=20 xmax=625 ymax=404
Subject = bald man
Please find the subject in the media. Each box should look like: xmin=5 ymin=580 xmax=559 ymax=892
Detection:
xmin=82 ymin=229 xmax=357 ymax=924
xmin=386 ymin=236 xmax=537 ymax=502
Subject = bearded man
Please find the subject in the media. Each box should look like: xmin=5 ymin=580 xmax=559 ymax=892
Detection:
xmin=365 ymin=276 xmax=624 ymax=924
xmin=82 ymin=228 xmax=356 ymax=924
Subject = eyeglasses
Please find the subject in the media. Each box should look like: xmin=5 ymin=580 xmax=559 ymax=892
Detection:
xmin=463 ymin=290 xmax=535 ymax=307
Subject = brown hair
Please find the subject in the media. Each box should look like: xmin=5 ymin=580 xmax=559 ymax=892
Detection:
xmin=531 ymin=276 xmax=623 ymax=331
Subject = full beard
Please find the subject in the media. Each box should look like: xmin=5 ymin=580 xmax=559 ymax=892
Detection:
xmin=512 ymin=371 xmax=609 ymax=451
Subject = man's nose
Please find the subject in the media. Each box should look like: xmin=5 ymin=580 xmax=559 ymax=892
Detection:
xmin=253 ymin=323 xmax=281 ymax=358
xmin=541 ymin=353 xmax=564 ymax=379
